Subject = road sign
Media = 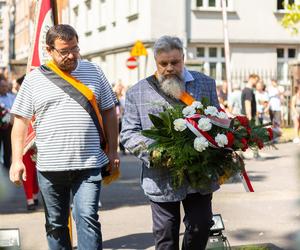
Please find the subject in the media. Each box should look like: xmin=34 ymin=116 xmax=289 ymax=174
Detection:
xmin=126 ymin=56 xmax=138 ymax=70
xmin=130 ymin=40 xmax=148 ymax=57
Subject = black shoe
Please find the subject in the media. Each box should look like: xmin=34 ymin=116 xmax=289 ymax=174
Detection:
xmin=34 ymin=199 xmax=39 ymax=206
xmin=27 ymin=204 xmax=36 ymax=211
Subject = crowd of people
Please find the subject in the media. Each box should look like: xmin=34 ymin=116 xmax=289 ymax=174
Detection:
xmin=217 ymin=75 xmax=300 ymax=144
xmin=0 ymin=24 xmax=300 ymax=250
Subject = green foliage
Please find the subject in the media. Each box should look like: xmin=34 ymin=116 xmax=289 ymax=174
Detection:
xmin=281 ymin=3 xmax=300 ymax=34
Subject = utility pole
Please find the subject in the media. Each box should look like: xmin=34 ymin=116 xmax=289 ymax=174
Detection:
xmin=221 ymin=0 xmax=232 ymax=94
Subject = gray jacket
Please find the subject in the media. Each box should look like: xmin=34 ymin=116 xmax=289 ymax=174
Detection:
xmin=120 ymin=70 xmax=220 ymax=202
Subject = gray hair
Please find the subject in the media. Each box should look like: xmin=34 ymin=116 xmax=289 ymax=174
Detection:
xmin=153 ymin=36 xmax=183 ymax=58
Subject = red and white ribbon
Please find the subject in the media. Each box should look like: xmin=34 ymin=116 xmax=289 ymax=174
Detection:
xmin=240 ymin=170 xmax=254 ymax=192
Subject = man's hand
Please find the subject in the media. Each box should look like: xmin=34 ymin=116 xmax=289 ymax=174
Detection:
xmin=9 ymin=160 xmax=26 ymax=186
xmin=106 ymin=151 xmax=120 ymax=175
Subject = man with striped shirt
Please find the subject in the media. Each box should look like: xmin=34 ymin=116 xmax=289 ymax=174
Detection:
xmin=9 ymin=24 xmax=119 ymax=250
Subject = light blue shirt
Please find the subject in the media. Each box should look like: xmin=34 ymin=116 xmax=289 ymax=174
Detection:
xmin=0 ymin=93 xmax=16 ymax=110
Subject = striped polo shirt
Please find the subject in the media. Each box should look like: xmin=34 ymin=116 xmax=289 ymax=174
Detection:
xmin=11 ymin=60 xmax=116 ymax=172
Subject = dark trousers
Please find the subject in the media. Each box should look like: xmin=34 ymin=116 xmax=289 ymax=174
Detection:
xmin=0 ymin=125 xmax=12 ymax=169
xmin=150 ymin=193 xmax=213 ymax=250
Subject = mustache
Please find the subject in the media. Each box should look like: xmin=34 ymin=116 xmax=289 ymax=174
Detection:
xmin=158 ymin=74 xmax=183 ymax=83
xmin=158 ymin=75 xmax=184 ymax=99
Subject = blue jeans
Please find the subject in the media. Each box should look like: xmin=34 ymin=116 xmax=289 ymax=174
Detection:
xmin=38 ymin=168 xmax=102 ymax=250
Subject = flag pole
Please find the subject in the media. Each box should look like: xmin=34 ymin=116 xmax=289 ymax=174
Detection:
xmin=51 ymin=0 xmax=73 ymax=243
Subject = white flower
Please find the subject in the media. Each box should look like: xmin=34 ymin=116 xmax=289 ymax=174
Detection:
xmin=191 ymin=101 xmax=203 ymax=110
xmin=217 ymin=111 xmax=228 ymax=119
xmin=198 ymin=118 xmax=212 ymax=131
xmin=204 ymin=106 xmax=218 ymax=116
xmin=182 ymin=106 xmax=196 ymax=117
xmin=173 ymin=118 xmax=187 ymax=131
xmin=194 ymin=137 xmax=209 ymax=152
xmin=215 ymin=133 xmax=228 ymax=147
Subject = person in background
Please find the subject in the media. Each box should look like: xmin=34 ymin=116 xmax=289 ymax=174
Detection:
xmin=268 ymin=79 xmax=283 ymax=127
xmin=255 ymin=80 xmax=269 ymax=125
xmin=241 ymin=74 xmax=259 ymax=122
xmin=227 ymin=83 xmax=242 ymax=116
xmin=9 ymin=24 xmax=119 ymax=250
xmin=121 ymin=35 xmax=219 ymax=250
xmin=291 ymin=83 xmax=300 ymax=144
xmin=12 ymin=74 xmax=25 ymax=94
xmin=0 ymin=77 xmax=16 ymax=169
xmin=241 ymin=74 xmax=260 ymax=159
xmin=114 ymin=81 xmax=126 ymax=155
xmin=217 ymin=80 xmax=228 ymax=110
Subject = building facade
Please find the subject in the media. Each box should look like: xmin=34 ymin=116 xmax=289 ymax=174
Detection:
xmin=61 ymin=0 xmax=300 ymax=88
xmin=0 ymin=0 xmax=9 ymax=70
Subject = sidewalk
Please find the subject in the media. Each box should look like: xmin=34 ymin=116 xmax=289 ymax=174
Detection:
xmin=0 ymin=142 xmax=299 ymax=250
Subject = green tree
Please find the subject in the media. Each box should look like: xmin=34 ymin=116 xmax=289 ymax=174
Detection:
xmin=281 ymin=3 xmax=300 ymax=34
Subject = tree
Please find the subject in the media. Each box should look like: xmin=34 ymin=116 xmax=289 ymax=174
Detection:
xmin=281 ymin=3 xmax=300 ymax=34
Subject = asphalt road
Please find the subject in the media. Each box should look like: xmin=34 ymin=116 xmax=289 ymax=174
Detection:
xmin=0 ymin=142 xmax=299 ymax=250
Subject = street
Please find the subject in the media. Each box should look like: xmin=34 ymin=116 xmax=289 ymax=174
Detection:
xmin=0 ymin=142 xmax=299 ymax=250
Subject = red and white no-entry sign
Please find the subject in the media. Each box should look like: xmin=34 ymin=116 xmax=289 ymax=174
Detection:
xmin=126 ymin=56 xmax=138 ymax=70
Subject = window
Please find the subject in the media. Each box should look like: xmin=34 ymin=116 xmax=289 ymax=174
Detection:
xmin=277 ymin=47 xmax=296 ymax=84
xmin=196 ymin=46 xmax=225 ymax=83
xmin=221 ymin=63 xmax=227 ymax=80
xmin=72 ymin=6 xmax=79 ymax=29
xmin=85 ymin=0 xmax=91 ymax=10
xmin=288 ymin=48 xmax=296 ymax=58
xmin=196 ymin=47 xmax=205 ymax=57
xmin=277 ymin=0 xmax=298 ymax=10
xmin=209 ymin=0 xmax=216 ymax=7
xmin=209 ymin=48 xmax=217 ymax=57
xmin=85 ymin=0 xmax=93 ymax=34
xmin=277 ymin=48 xmax=284 ymax=58
xmin=128 ymin=0 xmax=138 ymax=16
xmin=98 ymin=0 xmax=107 ymax=31
xmin=194 ymin=0 xmax=231 ymax=10
xmin=210 ymin=63 xmax=217 ymax=79
xmin=73 ymin=6 xmax=78 ymax=16
xmin=196 ymin=0 xmax=203 ymax=7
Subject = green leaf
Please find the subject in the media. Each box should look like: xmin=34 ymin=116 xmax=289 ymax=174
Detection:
xmin=159 ymin=111 xmax=172 ymax=131
xmin=148 ymin=114 xmax=165 ymax=129
xmin=201 ymin=97 xmax=210 ymax=107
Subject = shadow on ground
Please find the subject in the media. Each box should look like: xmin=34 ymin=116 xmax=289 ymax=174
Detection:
xmin=102 ymin=232 xmax=154 ymax=250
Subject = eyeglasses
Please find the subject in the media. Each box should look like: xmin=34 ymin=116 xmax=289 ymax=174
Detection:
xmin=52 ymin=46 xmax=80 ymax=57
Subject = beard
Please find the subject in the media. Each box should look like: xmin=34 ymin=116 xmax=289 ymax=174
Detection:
xmin=55 ymin=57 xmax=78 ymax=72
xmin=158 ymin=74 xmax=184 ymax=99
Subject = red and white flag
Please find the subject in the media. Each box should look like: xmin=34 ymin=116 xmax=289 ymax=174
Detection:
xmin=25 ymin=0 xmax=56 ymax=153
xmin=26 ymin=0 xmax=56 ymax=72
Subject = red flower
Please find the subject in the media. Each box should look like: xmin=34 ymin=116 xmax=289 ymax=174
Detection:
xmin=246 ymin=127 xmax=251 ymax=136
xmin=267 ymin=128 xmax=273 ymax=140
xmin=236 ymin=116 xmax=249 ymax=128
xmin=226 ymin=132 xmax=234 ymax=148
xmin=256 ymin=139 xmax=264 ymax=149
xmin=240 ymin=138 xmax=248 ymax=151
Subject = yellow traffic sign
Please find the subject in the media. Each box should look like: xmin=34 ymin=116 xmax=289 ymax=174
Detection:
xmin=130 ymin=40 xmax=148 ymax=57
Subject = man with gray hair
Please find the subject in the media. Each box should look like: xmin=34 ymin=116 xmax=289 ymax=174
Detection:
xmin=121 ymin=35 xmax=220 ymax=250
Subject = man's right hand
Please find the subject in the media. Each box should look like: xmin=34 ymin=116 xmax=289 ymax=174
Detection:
xmin=9 ymin=161 xmax=26 ymax=186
